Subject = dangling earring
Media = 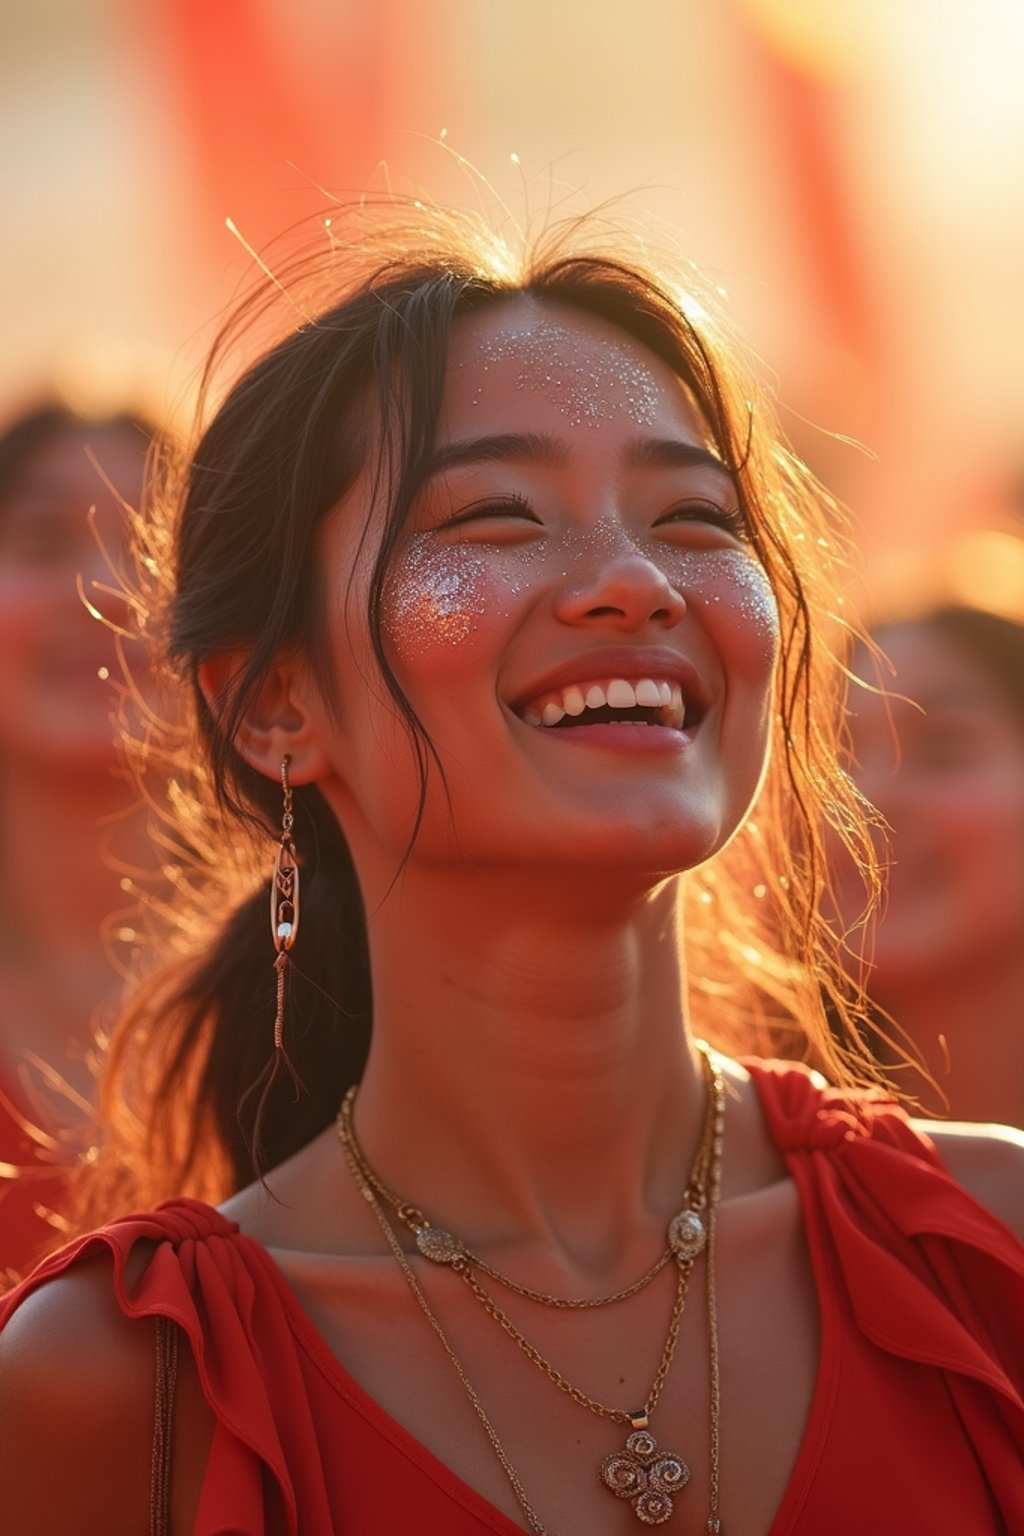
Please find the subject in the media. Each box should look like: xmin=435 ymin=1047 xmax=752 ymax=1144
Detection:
xmin=270 ymin=754 xmax=300 ymax=1053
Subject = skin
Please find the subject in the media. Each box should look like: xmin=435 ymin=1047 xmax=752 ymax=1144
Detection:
xmin=836 ymin=622 xmax=1024 ymax=1125
xmin=1 ymin=307 xmax=1021 ymax=1535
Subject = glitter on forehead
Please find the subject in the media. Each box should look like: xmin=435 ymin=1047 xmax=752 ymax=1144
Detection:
xmin=384 ymin=537 xmax=492 ymax=657
xmin=471 ymin=320 xmax=661 ymax=427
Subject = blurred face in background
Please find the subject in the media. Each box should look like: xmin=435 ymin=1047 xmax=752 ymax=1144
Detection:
xmin=0 ymin=421 xmax=150 ymax=773
xmin=839 ymin=620 xmax=1024 ymax=1001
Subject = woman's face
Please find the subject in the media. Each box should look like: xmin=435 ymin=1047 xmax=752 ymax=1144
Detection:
xmin=0 ymin=422 xmax=149 ymax=770
xmin=305 ymin=299 xmax=780 ymax=888
xmin=838 ymin=622 xmax=1024 ymax=997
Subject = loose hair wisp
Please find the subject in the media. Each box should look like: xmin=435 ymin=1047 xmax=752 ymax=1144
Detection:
xmin=78 ymin=200 xmax=882 ymax=1222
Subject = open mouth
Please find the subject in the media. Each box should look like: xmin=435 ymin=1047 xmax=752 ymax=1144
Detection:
xmin=516 ymin=677 xmax=695 ymax=732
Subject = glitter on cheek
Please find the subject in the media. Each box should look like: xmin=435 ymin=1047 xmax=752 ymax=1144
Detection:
xmin=658 ymin=547 xmax=781 ymax=661
xmin=384 ymin=538 xmax=488 ymax=657
xmin=542 ymin=519 xmax=779 ymax=660
xmin=470 ymin=321 xmax=661 ymax=428
xmin=383 ymin=536 xmax=521 ymax=659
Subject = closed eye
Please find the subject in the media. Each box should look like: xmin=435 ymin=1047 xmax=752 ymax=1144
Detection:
xmin=439 ymin=493 xmax=543 ymax=530
xmin=655 ymin=501 xmax=748 ymax=540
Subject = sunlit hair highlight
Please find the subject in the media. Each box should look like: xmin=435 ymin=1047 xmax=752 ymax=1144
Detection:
xmin=76 ymin=198 xmax=882 ymax=1225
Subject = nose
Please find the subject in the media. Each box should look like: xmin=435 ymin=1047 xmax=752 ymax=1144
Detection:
xmin=554 ymin=545 xmax=687 ymax=632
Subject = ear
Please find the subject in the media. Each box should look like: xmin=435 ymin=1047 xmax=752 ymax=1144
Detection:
xmin=198 ymin=650 xmax=333 ymax=786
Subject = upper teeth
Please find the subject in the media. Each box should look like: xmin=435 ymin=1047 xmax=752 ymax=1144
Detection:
xmin=522 ymin=677 xmax=685 ymax=729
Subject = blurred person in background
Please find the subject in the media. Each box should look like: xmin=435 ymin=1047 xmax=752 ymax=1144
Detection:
xmin=0 ymin=400 xmax=161 ymax=1279
xmin=0 ymin=207 xmax=1020 ymax=1534
xmin=835 ymin=599 xmax=1024 ymax=1127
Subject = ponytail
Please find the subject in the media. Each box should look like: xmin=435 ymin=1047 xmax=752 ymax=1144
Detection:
xmin=74 ymin=791 xmax=371 ymax=1224
xmin=68 ymin=203 xmax=887 ymax=1235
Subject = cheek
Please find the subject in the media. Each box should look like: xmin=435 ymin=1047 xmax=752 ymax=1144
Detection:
xmin=557 ymin=521 xmax=779 ymax=666
xmin=659 ymin=547 xmax=780 ymax=672
xmin=383 ymin=538 xmax=521 ymax=663
xmin=382 ymin=535 xmax=780 ymax=676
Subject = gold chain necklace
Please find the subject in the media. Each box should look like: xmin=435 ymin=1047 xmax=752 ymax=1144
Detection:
xmin=338 ymin=1043 xmax=718 ymax=1307
xmin=337 ymin=1042 xmax=724 ymax=1532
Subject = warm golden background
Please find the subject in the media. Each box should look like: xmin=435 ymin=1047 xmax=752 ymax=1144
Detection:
xmin=3 ymin=0 xmax=1023 ymax=602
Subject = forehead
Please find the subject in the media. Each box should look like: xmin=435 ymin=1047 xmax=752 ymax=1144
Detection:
xmin=442 ymin=297 xmax=713 ymax=446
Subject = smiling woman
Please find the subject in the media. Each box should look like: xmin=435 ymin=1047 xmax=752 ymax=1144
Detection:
xmin=0 ymin=202 xmax=1021 ymax=1536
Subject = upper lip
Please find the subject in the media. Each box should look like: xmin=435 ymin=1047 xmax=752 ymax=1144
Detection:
xmin=508 ymin=646 xmax=709 ymax=717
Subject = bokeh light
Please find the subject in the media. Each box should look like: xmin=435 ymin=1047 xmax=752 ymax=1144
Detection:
xmin=2 ymin=0 xmax=1022 ymax=592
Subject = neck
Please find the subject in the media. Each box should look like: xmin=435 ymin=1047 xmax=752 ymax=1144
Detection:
xmin=352 ymin=867 xmax=704 ymax=1264
xmin=875 ymin=955 xmax=1024 ymax=1126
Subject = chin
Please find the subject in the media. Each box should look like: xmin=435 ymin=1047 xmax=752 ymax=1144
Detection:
xmin=533 ymin=815 xmax=728 ymax=880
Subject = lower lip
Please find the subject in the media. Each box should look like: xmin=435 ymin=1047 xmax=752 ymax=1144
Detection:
xmin=526 ymin=722 xmax=693 ymax=753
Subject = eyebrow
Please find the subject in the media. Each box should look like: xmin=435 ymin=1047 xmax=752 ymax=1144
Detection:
xmin=622 ymin=438 xmax=734 ymax=478
xmin=421 ymin=432 xmax=733 ymax=481
xmin=423 ymin=433 xmax=570 ymax=478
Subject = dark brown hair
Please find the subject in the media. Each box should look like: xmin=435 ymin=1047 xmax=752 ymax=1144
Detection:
xmin=77 ymin=201 xmax=881 ymax=1222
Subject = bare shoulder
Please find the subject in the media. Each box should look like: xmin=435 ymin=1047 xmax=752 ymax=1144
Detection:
xmin=0 ymin=1253 xmax=157 ymax=1534
xmin=0 ymin=1250 xmax=212 ymax=1534
xmin=916 ymin=1118 xmax=1024 ymax=1243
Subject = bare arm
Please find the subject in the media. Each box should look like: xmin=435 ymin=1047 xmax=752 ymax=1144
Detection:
xmin=919 ymin=1119 xmax=1024 ymax=1243
xmin=0 ymin=1254 xmax=212 ymax=1535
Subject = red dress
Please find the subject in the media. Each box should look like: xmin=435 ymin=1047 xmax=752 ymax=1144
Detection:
xmin=1 ymin=1060 xmax=1022 ymax=1533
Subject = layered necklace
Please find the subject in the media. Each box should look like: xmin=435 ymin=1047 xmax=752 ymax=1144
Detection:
xmin=337 ymin=1042 xmax=725 ymax=1534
